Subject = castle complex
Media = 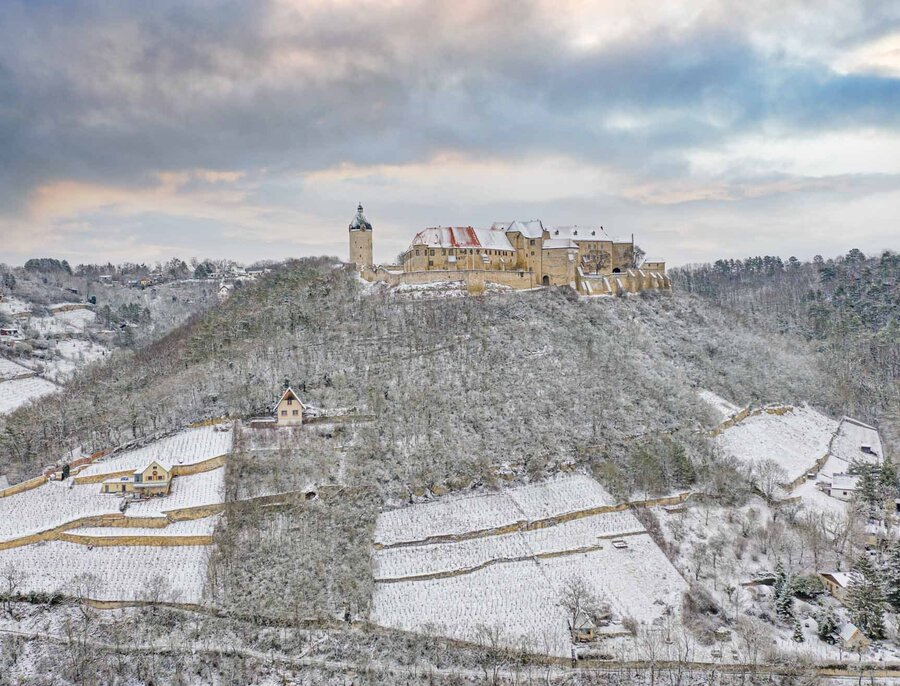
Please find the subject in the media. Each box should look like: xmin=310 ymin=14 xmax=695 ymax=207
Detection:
xmin=348 ymin=204 xmax=670 ymax=295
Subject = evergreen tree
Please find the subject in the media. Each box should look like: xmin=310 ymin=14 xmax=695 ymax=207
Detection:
xmin=772 ymin=563 xmax=793 ymax=619
xmin=846 ymin=556 xmax=886 ymax=639
xmin=792 ymin=620 xmax=804 ymax=643
xmin=816 ymin=606 xmax=839 ymax=642
xmin=883 ymin=546 xmax=900 ymax=612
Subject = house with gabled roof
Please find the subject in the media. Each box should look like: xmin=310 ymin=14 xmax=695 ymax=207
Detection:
xmin=274 ymin=387 xmax=306 ymax=426
xmin=101 ymin=460 xmax=172 ymax=496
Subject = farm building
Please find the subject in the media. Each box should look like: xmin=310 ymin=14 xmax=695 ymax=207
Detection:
xmin=838 ymin=623 xmax=870 ymax=651
xmin=101 ymin=460 xmax=172 ymax=496
xmin=274 ymin=387 xmax=305 ymax=426
xmin=828 ymin=474 xmax=860 ymax=501
xmin=819 ymin=571 xmax=854 ymax=603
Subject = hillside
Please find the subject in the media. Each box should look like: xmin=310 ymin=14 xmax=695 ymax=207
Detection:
xmin=0 ymin=258 xmax=837 ymax=489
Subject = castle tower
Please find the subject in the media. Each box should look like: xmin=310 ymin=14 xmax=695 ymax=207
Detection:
xmin=348 ymin=202 xmax=373 ymax=269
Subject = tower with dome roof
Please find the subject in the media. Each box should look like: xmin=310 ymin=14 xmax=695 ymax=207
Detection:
xmin=348 ymin=202 xmax=373 ymax=269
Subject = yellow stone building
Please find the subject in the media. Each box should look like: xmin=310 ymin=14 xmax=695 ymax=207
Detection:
xmin=353 ymin=207 xmax=670 ymax=295
xmin=101 ymin=460 xmax=172 ymax=496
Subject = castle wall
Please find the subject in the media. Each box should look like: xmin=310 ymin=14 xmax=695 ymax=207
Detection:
xmin=364 ymin=267 xmax=539 ymax=290
xmin=404 ymin=246 xmax=515 ymax=272
xmin=540 ymin=248 xmax=577 ymax=286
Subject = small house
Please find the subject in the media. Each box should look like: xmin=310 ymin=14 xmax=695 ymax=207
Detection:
xmin=838 ymin=623 xmax=870 ymax=651
xmin=819 ymin=571 xmax=855 ymax=604
xmin=828 ymin=473 xmax=859 ymax=501
xmin=101 ymin=460 xmax=172 ymax=496
xmin=274 ymin=387 xmax=306 ymax=427
xmin=570 ymin=610 xmax=596 ymax=642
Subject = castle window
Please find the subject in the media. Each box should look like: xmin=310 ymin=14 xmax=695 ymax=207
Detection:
xmin=429 ymin=249 xmax=435 ymax=256
xmin=529 ymin=239 xmax=535 ymax=246
xmin=428 ymin=260 xmax=434 ymax=267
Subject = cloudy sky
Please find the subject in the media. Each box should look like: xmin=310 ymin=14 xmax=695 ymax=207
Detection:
xmin=1 ymin=0 xmax=899 ymax=267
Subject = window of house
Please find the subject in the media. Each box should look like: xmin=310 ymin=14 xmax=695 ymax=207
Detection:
xmin=281 ymin=410 xmax=287 ymax=416
xmin=287 ymin=398 xmax=292 ymax=405
xmin=292 ymin=409 xmax=299 ymax=416
xmin=428 ymin=260 xmax=434 ymax=266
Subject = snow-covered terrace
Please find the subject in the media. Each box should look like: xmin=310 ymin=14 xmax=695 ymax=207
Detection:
xmin=77 ymin=425 xmax=232 ymax=479
xmin=714 ymin=405 xmax=839 ymax=484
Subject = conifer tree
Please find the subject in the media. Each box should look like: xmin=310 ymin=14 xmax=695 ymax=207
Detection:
xmin=846 ymin=556 xmax=886 ymax=639
xmin=883 ymin=546 xmax=900 ymax=612
xmin=772 ymin=563 xmax=793 ymax=619
xmin=792 ymin=620 xmax=805 ymax=643
xmin=816 ymin=606 xmax=839 ymax=642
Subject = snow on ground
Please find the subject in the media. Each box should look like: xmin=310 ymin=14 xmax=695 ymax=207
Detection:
xmin=0 ymin=376 xmax=59 ymax=416
xmin=52 ymin=308 xmax=96 ymax=330
xmin=0 ymin=469 xmax=225 ymax=542
xmin=375 ymin=474 xmax=616 ymax=546
xmin=128 ymin=467 xmax=225 ymax=515
xmin=68 ymin=514 xmax=221 ymax=538
xmin=792 ymin=478 xmax=847 ymax=517
xmin=0 ymin=480 xmax=119 ymax=542
xmin=78 ymin=425 xmax=233 ymax=479
xmin=40 ymin=339 xmax=109 ymax=381
xmin=830 ymin=417 xmax=883 ymax=466
xmin=0 ymin=357 xmax=32 ymax=380
xmin=714 ymin=405 xmax=838 ymax=484
xmin=697 ymin=389 xmax=741 ymax=422
xmin=0 ymin=297 xmax=30 ymax=316
xmin=0 ymin=542 xmax=208 ymax=603
xmin=371 ymin=476 xmax=686 ymax=656
xmin=375 ymin=510 xmax=645 ymax=580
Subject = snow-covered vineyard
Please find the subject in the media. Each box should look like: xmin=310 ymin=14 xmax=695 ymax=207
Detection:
xmin=0 ymin=426 xmax=231 ymax=605
xmin=77 ymin=425 xmax=232 ymax=479
xmin=0 ymin=375 xmax=59 ymax=416
xmin=371 ymin=475 xmax=688 ymax=656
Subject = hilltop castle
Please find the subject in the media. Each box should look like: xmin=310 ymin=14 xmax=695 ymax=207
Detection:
xmin=348 ymin=204 xmax=670 ymax=296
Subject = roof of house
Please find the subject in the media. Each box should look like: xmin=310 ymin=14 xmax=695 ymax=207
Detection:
xmin=549 ymin=226 xmax=616 ymax=242
xmin=830 ymin=417 xmax=883 ymax=465
xmin=542 ymin=238 xmax=579 ymax=250
xmin=820 ymin=571 xmax=856 ymax=588
xmin=839 ymin=623 xmax=862 ymax=642
xmin=504 ymin=219 xmax=545 ymax=238
xmin=410 ymin=227 xmax=514 ymax=251
xmin=831 ymin=473 xmax=860 ymax=491
xmin=274 ymin=387 xmax=306 ymax=411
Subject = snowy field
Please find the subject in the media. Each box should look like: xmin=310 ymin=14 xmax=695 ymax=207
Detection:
xmin=0 ymin=468 xmax=225 ymax=543
xmin=68 ymin=514 xmax=220 ymax=538
xmin=375 ymin=474 xmax=616 ymax=546
xmin=78 ymin=426 xmax=232 ymax=479
xmin=0 ymin=542 xmax=208 ymax=603
xmin=830 ymin=417 xmax=883 ymax=465
xmin=128 ymin=467 xmax=225 ymax=515
xmin=0 ymin=296 xmax=30 ymax=316
xmin=52 ymin=308 xmax=96 ymax=330
xmin=41 ymin=339 xmax=109 ymax=380
xmin=714 ymin=405 xmax=838 ymax=484
xmin=371 ymin=477 xmax=686 ymax=655
xmin=0 ymin=357 xmax=32 ymax=380
xmin=375 ymin=510 xmax=645 ymax=580
xmin=0 ymin=479 xmax=120 ymax=542
xmin=697 ymin=389 xmax=741 ymax=422
xmin=0 ymin=375 xmax=59 ymax=416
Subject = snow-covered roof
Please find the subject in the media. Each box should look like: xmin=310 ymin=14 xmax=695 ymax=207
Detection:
xmin=821 ymin=571 xmax=855 ymax=588
xmin=839 ymin=623 xmax=861 ymax=642
xmin=830 ymin=417 xmax=883 ymax=465
xmin=831 ymin=473 xmax=859 ymax=491
xmin=410 ymin=227 xmax=514 ymax=251
xmin=542 ymin=238 xmax=579 ymax=250
xmin=549 ymin=226 xmax=616 ymax=242
xmin=274 ymin=387 xmax=306 ymax=411
xmin=349 ymin=203 xmax=372 ymax=231
xmin=505 ymin=219 xmax=545 ymax=238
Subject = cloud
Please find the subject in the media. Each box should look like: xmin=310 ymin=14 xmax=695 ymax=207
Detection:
xmin=0 ymin=0 xmax=899 ymax=265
